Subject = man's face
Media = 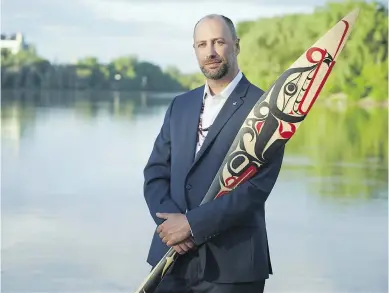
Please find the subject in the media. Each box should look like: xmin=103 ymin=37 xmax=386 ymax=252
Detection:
xmin=193 ymin=17 xmax=238 ymax=80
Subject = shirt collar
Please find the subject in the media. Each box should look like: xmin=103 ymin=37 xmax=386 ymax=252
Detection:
xmin=203 ymin=70 xmax=243 ymax=100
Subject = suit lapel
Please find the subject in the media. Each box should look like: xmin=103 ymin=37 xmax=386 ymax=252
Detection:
xmin=189 ymin=75 xmax=250 ymax=171
xmin=181 ymin=86 xmax=204 ymax=170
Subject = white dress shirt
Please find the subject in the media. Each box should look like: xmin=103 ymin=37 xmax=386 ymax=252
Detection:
xmin=196 ymin=70 xmax=243 ymax=154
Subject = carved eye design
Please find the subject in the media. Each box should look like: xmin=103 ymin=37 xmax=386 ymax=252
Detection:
xmin=284 ymin=82 xmax=298 ymax=96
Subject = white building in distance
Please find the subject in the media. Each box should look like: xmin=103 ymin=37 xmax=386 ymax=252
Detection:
xmin=1 ymin=32 xmax=28 ymax=54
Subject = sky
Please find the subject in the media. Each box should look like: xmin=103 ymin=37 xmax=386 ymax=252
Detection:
xmin=1 ymin=0 xmax=383 ymax=73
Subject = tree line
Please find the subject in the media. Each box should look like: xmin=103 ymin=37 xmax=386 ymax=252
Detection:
xmin=1 ymin=49 xmax=188 ymax=92
xmin=1 ymin=0 xmax=387 ymax=101
xmin=237 ymin=0 xmax=387 ymax=102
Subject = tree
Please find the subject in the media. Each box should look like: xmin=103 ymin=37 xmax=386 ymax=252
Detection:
xmin=237 ymin=0 xmax=388 ymax=101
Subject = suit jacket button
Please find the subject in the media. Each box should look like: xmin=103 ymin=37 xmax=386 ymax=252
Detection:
xmin=186 ymin=184 xmax=192 ymax=190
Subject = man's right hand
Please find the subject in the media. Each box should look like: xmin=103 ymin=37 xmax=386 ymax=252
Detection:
xmin=172 ymin=237 xmax=196 ymax=255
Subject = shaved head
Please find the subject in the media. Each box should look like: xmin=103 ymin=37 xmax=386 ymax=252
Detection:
xmin=193 ymin=14 xmax=238 ymax=41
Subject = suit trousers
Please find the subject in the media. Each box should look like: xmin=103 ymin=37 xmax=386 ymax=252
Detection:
xmin=154 ymin=249 xmax=266 ymax=293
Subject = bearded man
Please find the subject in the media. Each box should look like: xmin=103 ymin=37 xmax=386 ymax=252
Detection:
xmin=143 ymin=14 xmax=285 ymax=293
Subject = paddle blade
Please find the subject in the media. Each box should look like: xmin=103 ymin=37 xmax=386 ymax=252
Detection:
xmin=202 ymin=9 xmax=360 ymax=202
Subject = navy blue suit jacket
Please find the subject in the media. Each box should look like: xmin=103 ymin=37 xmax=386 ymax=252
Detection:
xmin=143 ymin=74 xmax=285 ymax=283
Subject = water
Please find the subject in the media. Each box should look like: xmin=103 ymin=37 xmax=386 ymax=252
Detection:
xmin=1 ymin=90 xmax=388 ymax=293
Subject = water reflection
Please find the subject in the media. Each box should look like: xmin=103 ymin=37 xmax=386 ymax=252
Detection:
xmin=285 ymin=103 xmax=388 ymax=200
xmin=1 ymin=90 xmax=387 ymax=293
xmin=1 ymin=89 xmax=178 ymax=155
xmin=1 ymin=89 xmax=178 ymax=123
xmin=3 ymin=89 xmax=387 ymax=200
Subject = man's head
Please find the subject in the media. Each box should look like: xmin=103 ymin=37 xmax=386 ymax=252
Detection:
xmin=193 ymin=14 xmax=240 ymax=80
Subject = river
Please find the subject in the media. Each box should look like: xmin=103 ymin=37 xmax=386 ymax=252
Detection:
xmin=1 ymin=90 xmax=388 ymax=293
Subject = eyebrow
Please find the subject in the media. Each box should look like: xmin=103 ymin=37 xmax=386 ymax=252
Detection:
xmin=195 ymin=37 xmax=226 ymax=44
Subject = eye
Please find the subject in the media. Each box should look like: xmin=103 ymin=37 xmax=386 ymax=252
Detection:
xmin=284 ymin=82 xmax=297 ymax=96
xmin=216 ymin=40 xmax=224 ymax=45
xmin=197 ymin=43 xmax=205 ymax=48
xmin=283 ymin=72 xmax=301 ymax=97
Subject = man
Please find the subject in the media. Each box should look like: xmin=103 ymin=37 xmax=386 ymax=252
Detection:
xmin=143 ymin=14 xmax=285 ymax=293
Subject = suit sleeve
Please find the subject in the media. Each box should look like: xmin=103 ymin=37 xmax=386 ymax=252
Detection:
xmin=143 ymin=98 xmax=183 ymax=226
xmin=186 ymin=145 xmax=285 ymax=245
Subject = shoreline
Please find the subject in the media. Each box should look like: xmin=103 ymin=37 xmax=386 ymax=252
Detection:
xmin=1 ymin=88 xmax=388 ymax=109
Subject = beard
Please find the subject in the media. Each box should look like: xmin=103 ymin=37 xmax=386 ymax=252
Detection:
xmin=200 ymin=58 xmax=230 ymax=80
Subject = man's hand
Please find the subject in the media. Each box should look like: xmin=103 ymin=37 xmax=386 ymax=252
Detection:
xmin=156 ymin=212 xmax=191 ymax=246
xmin=172 ymin=237 xmax=196 ymax=255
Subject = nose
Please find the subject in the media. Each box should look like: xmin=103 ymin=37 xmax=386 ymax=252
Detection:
xmin=205 ymin=43 xmax=217 ymax=59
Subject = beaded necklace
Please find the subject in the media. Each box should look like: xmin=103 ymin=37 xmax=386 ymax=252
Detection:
xmin=197 ymin=94 xmax=210 ymax=150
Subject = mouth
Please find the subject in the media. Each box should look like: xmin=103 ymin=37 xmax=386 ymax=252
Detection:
xmin=205 ymin=61 xmax=222 ymax=68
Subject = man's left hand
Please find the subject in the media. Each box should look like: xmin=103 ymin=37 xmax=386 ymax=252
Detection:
xmin=156 ymin=212 xmax=191 ymax=246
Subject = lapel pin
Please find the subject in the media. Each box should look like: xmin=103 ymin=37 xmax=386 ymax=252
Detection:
xmin=232 ymin=101 xmax=237 ymax=106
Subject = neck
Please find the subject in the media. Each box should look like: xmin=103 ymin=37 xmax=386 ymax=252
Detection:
xmin=207 ymin=67 xmax=239 ymax=96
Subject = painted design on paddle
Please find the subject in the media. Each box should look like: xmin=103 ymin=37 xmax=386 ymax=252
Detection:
xmin=213 ymin=19 xmax=350 ymax=199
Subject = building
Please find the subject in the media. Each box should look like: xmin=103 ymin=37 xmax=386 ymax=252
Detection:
xmin=0 ymin=32 xmax=28 ymax=54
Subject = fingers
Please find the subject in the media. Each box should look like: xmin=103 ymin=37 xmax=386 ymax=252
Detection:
xmin=156 ymin=212 xmax=169 ymax=219
xmin=173 ymin=243 xmax=191 ymax=255
xmin=167 ymin=233 xmax=187 ymax=246
xmin=166 ymin=235 xmax=179 ymax=246
xmin=172 ymin=245 xmax=184 ymax=254
xmin=162 ymin=234 xmax=179 ymax=246
xmin=157 ymin=225 xmax=167 ymax=236
xmin=172 ymin=238 xmax=197 ymax=255
xmin=159 ymin=230 xmax=173 ymax=245
xmin=185 ymin=239 xmax=195 ymax=249
xmin=180 ymin=242 xmax=191 ymax=252
xmin=159 ymin=230 xmax=179 ymax=246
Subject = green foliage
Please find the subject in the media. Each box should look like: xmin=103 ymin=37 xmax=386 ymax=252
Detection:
xmin=178 ymin=72 xmax=205 ymax=89
xmin=1 ymin=51 xmax=185 ymax=91
xmin=1 ymin=0 xmax=387 ymax=97
xmin=237 ymin=0 xmax=388 ymax=101
xmin=109 ymin=55 xmax=137 ymax=78
xmin=164 ymin=66 xmax=205 ymax=89
xmin=1 ymin=46 xmax=44 ymax=67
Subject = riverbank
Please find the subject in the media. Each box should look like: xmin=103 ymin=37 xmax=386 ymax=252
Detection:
xmin=2 ymin=88 xmax=387 ymax=110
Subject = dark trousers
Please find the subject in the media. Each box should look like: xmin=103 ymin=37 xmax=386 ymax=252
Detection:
xmin=154 ymin=249 xmax=266 ymax=293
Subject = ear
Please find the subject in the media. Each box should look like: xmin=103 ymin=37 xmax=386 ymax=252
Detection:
xmin=235 ymin=38 xmax=240 ymax=55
